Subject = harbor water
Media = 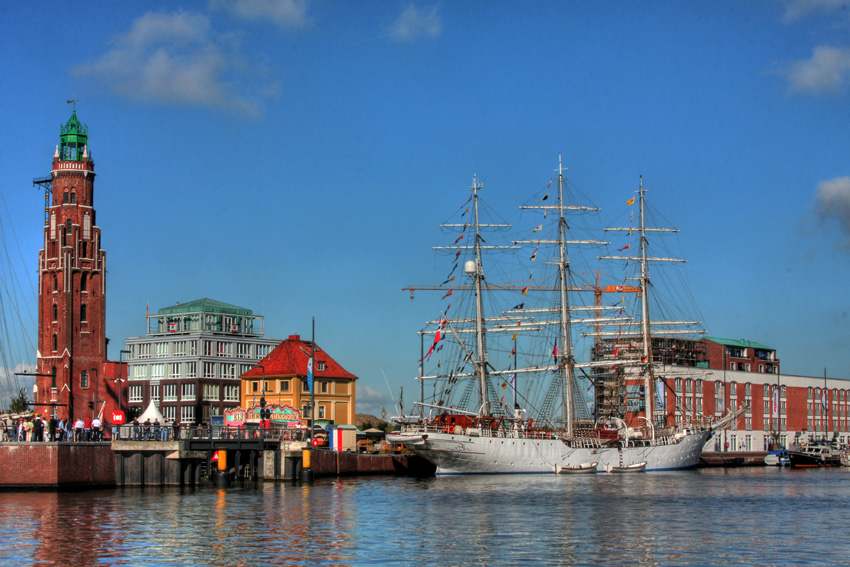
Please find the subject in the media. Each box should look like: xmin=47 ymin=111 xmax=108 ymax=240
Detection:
xmin=2 ymin=467 xmax=849 ymax=566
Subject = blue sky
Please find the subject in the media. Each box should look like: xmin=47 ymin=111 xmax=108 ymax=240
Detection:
xmin=1 ymin=1 xmax=849 ymax=415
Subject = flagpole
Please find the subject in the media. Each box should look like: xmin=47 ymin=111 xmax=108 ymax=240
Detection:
xmin=420 ymin=329 xmax=425 ymax=419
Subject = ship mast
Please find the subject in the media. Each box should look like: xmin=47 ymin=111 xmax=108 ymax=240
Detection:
xmin=557 ymin=157 xmax=576 ymax=437
xmin=467 ymin=176 xmax=490 ymax=417
xmin=637 ymin=177 xmax=655 ymax=423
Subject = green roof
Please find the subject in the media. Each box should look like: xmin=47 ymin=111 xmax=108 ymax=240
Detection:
xmin=705 ymin=337 xmax=774 ymax=351
xmin=59 ymin=107 xmax=88 ymax=161
xmin=156 ymin=298 xmax=253 ymax=316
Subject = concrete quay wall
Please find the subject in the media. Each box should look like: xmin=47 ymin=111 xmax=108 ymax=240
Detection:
xmin=0 ymin=443 xmax=115 ymax=488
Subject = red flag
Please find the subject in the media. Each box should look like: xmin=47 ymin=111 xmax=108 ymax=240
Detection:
xmin=442 ymin=289 xmax=453 ymax=299
xmin=455 ymin=234 xmax=464 ymax=243
xmin=618 ymin=244 xmax=630 ymax=251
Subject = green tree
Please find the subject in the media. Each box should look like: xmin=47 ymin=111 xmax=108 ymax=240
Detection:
xmin=8 ymin=388 xmax=29 ymax=414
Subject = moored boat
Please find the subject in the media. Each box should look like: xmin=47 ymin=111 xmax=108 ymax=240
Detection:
xmin=556 ymin=462 xmax=598 ymax=474
xmin=788 ymin=444 xmax=841 ymax=467
xmin=389 ymin=159 xmax=713 ymax=474
xmin=605 ymin=461 xmax=646 ymax=473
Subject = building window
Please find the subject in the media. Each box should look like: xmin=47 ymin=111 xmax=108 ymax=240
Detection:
xmin=204 ymin=384 xmax=219 ymax=401
xmin=188 ymin=341 xmax=198 ymax=356
xmin=132 ymin=365 xmax=148 ymax=380
xmin=320 ymin=381 xmax=329 ymax=394
xmin=128 ymin=385 xmax=143 ymax=403
xmin=155 ymin=343 xmax=168 ymax=358
xmin=53 ymin=274 xmax=58 ymax=292
xmin=204 ymin=341 xmax=213 ymax=356
xmin=186 ymin=362 xmax=197 ymax=379
xmin=138 ymin=344 xmax=151 ymax=359
xmin=318 ymin=361 xmax=327 ymax=371
xmin=80 ymin=304 xmax=87 ymax=322
xmin=80 ymin=370 xmax=89 ymax=389
xmin=280 ymin=380 xmax=290 ymax=392
xmin=257 ymin=345 xmax=270 ymax=358
xmin=252 ymin=381 xmax=259 ymax=393
xmin=221 ymin=363 xmax=235 ymax=379
xmin=173 ymin=341 xmax=186 ymax=357
xmin=217 ymin=342 xmax=232 ymax=357
xmin=237 ymin=343 xmax=252 ymax=358
xmin=181 ymin=383 xmax=195 ymax=400
xmin=162 ymin=406 xmax=176 ymax=421
xmin=224 ymin=385 xmax=240 ymax=402
xmin=181 ymin=405 xmax=195 ymax=424
xmin=302 ymin=380 xmax=310 ymax=392
xmin=204 ymin=362 xmax=215 ymax=378
xmin=151 ymin=364 xmax=165 ymax=381
xmin=150 ymin=385 xmax=160 ymax=401
xmin=52 ymin=304 xmax=57 ymax=322
xmin=318 ymin=406 xmax=325 ymax=419
xmin=169 ymin=363 xmax=181 ymax=379
xmin=163 ymin=384 xmax=178 ymax=401
xmin=52 ymin=334 xmax=57 ymax=351
xmin=302 ymin=404 xmax=312 ymax=418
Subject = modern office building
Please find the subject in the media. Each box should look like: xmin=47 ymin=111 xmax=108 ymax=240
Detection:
xmin=124 ymin=298 xmax=282 ymax=424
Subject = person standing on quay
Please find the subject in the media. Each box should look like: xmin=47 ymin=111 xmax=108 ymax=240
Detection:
xmin=48 ymin=416 xmax=58 ymax=441
xmin=132 ymin=418 xmax=140 ymax=441
xmin=74 ymin=418 xmax=84 ymax=442
xmin=91 ymin=417 xmax=102 ymax=441
xmin=143 ymin=419 xmax=151 ymax=440
xmin=83 ymin=416 xmax=92 ymax=441
xmin=24 ymin=419 xmax=33 ymax=441
xmin=65 ymin=418 xmax=73 ymax=442
xmin=32 ymin=417 xmax=43 ymax=442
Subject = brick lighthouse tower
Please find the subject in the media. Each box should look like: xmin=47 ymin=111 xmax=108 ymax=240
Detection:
xmin=35 ymin=106 xmax=121 ymax=422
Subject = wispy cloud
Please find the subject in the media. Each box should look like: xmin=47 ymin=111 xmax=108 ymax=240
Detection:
xmin=355 ymin=384 xmax=393 ymax=418
xmin=783 ymin=45 xmax=850 ymax=95
xmin=209 ymin=0 xmax=311 ymax=29
xmin=73 ymin=11 xmax=277 ymax=115
xmin=782 ymin=0 xmax=847 ymax=23
xmin=389 ymin=3 xmax=441 ymax=42
xmin=814 ymin=176 xmax=850 ymax=248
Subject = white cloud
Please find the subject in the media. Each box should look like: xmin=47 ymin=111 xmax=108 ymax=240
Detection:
xmin=355 ymin=384 xmax=394 ymax=418
xmin=785 ymin=45 xmax=850 ymax=95
xmin=782 ymin=0 xmax=846 ymax=23
xmin=209 ymin=0 xmax=311 ymax=29
xmin=814 ymin=176 xmax=850 ymax=245
xmin=73 ymin=11 xmax=270 ymax=115
xmin=389 ymin=3 xmax=441 ymax=42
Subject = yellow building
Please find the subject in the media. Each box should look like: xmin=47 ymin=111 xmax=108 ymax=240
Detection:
xmin=239 ymin=334 xmax=357 ymax=426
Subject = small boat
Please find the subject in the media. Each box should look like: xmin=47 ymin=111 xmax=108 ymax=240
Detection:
xmin=556 ymin=462 xmax=598 ymax=474
xmin=788 ymin=444 xmax=841 ymax=467
xmin=840 ymin=452 xmax=850 ymax=467
xmin=764 ymin=449 xmax=790 ymax=467
xmin=605 ymin=461 xmax=647 ymax=473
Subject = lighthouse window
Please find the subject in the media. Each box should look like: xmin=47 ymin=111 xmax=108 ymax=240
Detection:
xmin=81 ymin=370 xmax=89 ymax=389
xmin=70 ymin=192 xmax=76 ymax=204
xmin=80 ymin=304 xmax=87 ymax=322
xmin=81 ymin=273 xmax=87 ymax=292
xmin=63 ymin=192 xmax=69 ymax=204
xmin=52 ymin=334 xmax=57 ymax=351
xmin=53 ymin=274 xmax=58 ymax=292
xmin=53 ymin=304 xmax=57 ymax=321
xmin=51 ymin=367 xmax=57 ymax=389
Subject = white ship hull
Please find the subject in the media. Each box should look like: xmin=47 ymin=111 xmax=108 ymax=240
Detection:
xmin=388 ymin=429 xmax=710 ymax=475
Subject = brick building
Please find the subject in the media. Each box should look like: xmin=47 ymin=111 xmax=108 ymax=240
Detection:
xmin=124 ymin=298 xmax=282 ymax=424
xmin=35 ymin=107 xmax=125 ymax=421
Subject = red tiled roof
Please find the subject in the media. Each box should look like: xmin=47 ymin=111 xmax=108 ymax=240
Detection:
xmin=241 ymin=334 xmax=357 ymax=381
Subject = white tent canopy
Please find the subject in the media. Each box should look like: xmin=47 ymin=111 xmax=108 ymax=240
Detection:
xmin=138 ymin=400 xmax=164 ymax=423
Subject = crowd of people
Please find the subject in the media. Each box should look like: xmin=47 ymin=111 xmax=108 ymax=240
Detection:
xmin=1 ymin=415 xmax=105 ymax=442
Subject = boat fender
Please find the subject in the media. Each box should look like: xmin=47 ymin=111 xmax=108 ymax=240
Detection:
xmin=453 ymin=425 xmax=463 ymax=435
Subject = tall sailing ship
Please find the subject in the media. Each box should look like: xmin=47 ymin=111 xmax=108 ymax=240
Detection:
xmin=387 ymin=158 xmax=715 ymax=474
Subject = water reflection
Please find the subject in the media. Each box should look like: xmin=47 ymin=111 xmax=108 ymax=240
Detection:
xmin=1 ymin=468 xmax=849 ymax=566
